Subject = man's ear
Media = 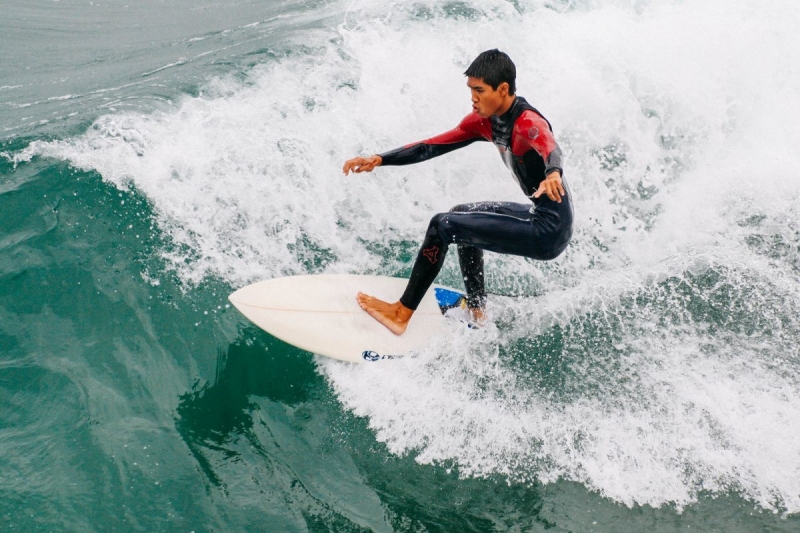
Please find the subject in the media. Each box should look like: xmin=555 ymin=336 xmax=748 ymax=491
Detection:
xmin=498 ymin=82 xmax=510 ymax=97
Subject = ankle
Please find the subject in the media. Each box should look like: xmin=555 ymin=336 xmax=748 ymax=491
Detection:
xmin=395 ymin=302 xmax=414 ymax=322
xmin=469 ymin=307 xmax=485 ymax=322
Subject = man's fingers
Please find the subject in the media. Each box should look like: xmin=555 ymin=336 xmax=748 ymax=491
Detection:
xmin=552 ymin=184 xmax=562 ymax=203
xmin=344 ymin=160 xmax=364 ymax=174
xmin=343 ymin=160 xmax=359 ymax=174
xmin=531 ymin=176 xmax=566 ymax=203
xmin=344 ymin=157 xmax=376 ymax=174
xmin=544 ymin=182 xmax=561 ymax=203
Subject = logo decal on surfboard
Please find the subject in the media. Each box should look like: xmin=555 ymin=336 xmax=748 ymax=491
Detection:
xmin=362 ymin=350 xmax=403 ymax=362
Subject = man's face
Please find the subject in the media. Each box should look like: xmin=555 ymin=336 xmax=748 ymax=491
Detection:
xmin=467 ymin=76 xmax=509 ymax=118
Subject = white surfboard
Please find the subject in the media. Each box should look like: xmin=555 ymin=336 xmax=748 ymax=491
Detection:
xmin=228 ymin=274 xmax=468 ymax=363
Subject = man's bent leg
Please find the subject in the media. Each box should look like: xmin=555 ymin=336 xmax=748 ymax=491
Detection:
xmin=457 ymin=244 xmax=486 ymax=308
xmin=451 ymin=202 xmax=533 ymax=311
xmin=400 ymin=202 xmax=534 ymax=311
xmin=361 ymin=201 xmax=543 ymax=334
xmin=357 ymin=212 xmax=453 ymax=336
xmin=399 ymin=213 xmax=452 ymax=310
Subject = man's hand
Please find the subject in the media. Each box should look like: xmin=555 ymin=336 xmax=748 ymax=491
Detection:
xmin=533 ymin=170 xmax=566 ymax=203
xmin=343 ymin=155 xmax=382 ymax=175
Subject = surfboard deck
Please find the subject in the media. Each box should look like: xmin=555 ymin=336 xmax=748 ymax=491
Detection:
xmin=228 ymin=274 xmax=468 ymax=363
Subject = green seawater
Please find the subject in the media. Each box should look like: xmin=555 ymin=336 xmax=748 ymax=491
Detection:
xmin=2 ymin=0 xmax=800 ymax=531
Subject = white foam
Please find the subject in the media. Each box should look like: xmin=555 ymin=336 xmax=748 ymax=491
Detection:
xmin=14 ymin=0 xmax=800 ymax=514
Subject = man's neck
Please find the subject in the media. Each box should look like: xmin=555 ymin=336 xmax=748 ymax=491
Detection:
xmin=494 ymin=95 xmax=517 ymax=117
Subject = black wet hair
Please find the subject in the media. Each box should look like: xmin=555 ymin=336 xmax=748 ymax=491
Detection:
xmin=464 ymin=49 xmax=516 ymax=95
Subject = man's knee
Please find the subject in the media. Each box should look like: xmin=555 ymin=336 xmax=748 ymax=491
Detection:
xmin=427 ymin=212 xmax=454 ymax=242
xmin=429 ymin=212 xmax=448 ymax=227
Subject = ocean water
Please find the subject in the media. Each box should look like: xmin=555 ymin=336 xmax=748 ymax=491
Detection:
xmin=2 ymin=0 xmax=799 ymax=531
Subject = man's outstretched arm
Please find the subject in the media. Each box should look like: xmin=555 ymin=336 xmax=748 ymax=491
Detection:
xmin=380 ymin=113 xmax=490 ymax=166
xmin=343 ymin=114 xmax=491 ymax=174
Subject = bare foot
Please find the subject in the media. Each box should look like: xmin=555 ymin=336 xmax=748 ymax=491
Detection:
xmin=356 ymin=292 xmax=414 ymax=336
xmin=468 ymin=307 xmax=487 ymax=328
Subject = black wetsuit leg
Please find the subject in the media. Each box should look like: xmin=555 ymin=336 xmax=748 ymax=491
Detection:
xmin=452 ymin=202 xmax=535 ymax=309
xmin=399 ymin=196 xmax=573 ymax=310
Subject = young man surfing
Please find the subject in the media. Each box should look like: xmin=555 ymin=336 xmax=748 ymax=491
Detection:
xmin=342 ymin=49 xmax=573 ymax=335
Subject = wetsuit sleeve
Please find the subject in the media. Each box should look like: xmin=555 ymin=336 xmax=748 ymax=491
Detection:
xmin=514 ymin=110 xmax=563 ymax=176
xmin=546 ymin=145 xmax=564 ymax=177
xmin=379 ymin=114 xmax=491 ymax=166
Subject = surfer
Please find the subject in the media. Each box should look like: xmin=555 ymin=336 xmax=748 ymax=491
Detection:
xmin=343 ymin=49 xmax=573 ymax=335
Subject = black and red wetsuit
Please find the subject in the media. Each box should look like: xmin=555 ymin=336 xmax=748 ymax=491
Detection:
xmin=379 ymin=96 xmax=573 ymax=310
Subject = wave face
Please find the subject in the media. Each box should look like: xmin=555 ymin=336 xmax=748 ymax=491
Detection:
xmin=4 ymin=0 xmax=800 ymax=524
